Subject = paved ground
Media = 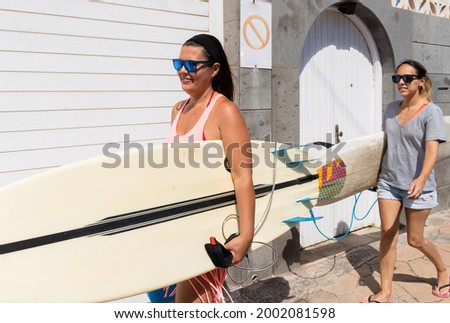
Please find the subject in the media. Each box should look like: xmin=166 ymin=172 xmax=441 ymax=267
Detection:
xmin=118 ymin=208 xmax=450 ymax=303
xmin=228 ymin=209 xmax=450 ymax=303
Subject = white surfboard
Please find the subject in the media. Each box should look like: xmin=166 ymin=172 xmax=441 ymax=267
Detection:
xmin=0 ymin=140 xmax=323 ymax=302
xmin=1 ymin=117 xmax=449 ymax=302
xmin=317 ymin=116 xmax=450 ymax=206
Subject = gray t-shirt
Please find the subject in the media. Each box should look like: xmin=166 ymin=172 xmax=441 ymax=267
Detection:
xmin=380 ymin=101 xmax=447 ymax=191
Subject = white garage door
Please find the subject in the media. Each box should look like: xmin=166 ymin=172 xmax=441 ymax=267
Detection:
xmin=299 ymin=9 xmax=382 ymax=246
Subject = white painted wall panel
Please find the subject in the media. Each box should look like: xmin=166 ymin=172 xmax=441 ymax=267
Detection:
xmin=0 ymin=52 xmax=175 ymax=75
xmin=1 ymin=144 xmax=130 ymax=173
xmin=0 ymin=73 xmax=179 ymax=91
xmin=0 ymin=108 xmax=170 ymax=132
xmin=97 ymin=0 xmax=209 ymax=15
xmin=0 ymin=10 xmax=202 ymax=43
xmin=0 ymin=0 xmax=221 ymax=187
xmin=0 ymin=0 xmax=208 ymax=31
xmin=0 ymin=31 xmax=181 ymax=59
xmin=0 ymin=92 xmax=186 ymax=111
xmin=1 ymin=124 xmax=169 ymax=152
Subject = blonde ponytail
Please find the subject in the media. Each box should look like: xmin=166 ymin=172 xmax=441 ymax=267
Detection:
xmin=419 ymin=76 xmax=432 ymax=102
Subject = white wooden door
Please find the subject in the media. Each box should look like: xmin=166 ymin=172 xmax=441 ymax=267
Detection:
xmin=299 ymin=10 xmax=382 ymax=246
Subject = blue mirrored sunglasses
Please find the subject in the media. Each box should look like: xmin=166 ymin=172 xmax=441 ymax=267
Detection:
xmin=391 ymin=74 xmax=420 ymax=84
xmin=172 ymin=59 xmax=214 ymax=73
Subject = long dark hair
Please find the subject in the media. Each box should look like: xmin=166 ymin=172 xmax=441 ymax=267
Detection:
xmin=396 ymin=59 xmax=432 ymax=101
xmin=184 ymin=34 xmax=234 ymax=101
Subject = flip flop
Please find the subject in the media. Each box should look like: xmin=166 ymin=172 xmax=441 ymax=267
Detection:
xmin=361 ymin=295 xmax=392 ymax=303
xmin=367 ymin=295 xmax=380 ymax=303
xmin=432 ymin=278 xmax=450 ymax=299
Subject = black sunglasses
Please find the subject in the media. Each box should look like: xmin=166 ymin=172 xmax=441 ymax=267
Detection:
xmin=391 ymin=74 xmax=420 ymax=84
xmin=172 ymin=59 xmax=214 ymax=73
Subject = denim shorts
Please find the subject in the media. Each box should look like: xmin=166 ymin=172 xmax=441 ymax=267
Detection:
xmin=377 ymin=179 xmax=438 ymax=209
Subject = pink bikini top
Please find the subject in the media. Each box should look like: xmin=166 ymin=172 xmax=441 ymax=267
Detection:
xmin=166 ymin=92 xmax=223 ymax=143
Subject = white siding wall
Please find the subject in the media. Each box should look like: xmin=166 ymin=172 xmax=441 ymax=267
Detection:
xmin=0 ymin=0 xmax=219 ymax=187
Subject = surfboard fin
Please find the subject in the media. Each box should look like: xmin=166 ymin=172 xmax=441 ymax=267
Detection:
xmin=283 ymin=216 xmax=323 ymax=223
xmin=287 ymin=160 xmax=312 ymax=166
xmin=271 ymin=144 xmax=322 ymax=174
xmin=297 ymin=197 xmax=319 ymax=203
xmin=271 ymin=145 xmax=298 ymax=155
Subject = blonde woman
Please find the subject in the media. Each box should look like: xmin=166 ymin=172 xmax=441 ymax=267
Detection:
xmin=363 ymin=60 xmax=448 ymax=302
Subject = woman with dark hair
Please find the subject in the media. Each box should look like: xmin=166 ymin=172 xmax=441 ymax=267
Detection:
xmin=363 ymin=60 xmax=448 ymax=302
xmin=165 ymin=34 xmax=255 ymax=303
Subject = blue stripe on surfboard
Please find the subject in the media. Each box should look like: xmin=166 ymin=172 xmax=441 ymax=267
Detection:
xmin=0 ymin=174 xmax=319 ymax=255
xmin=282 ymin=216 xmax=323 ymax=223
xmin=297 ymin=197 xmax=319 ymax=203
xmin=271 ymin=144 xmax=308 ymax=154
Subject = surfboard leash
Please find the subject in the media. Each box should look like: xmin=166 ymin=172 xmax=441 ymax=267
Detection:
xmin=297 ymin=191 xmax=378 ymax=241
xmin=225 ymin=240 xmax=278 ymax=286
xmin=211 ymin=142 xmax=324 ymax=285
